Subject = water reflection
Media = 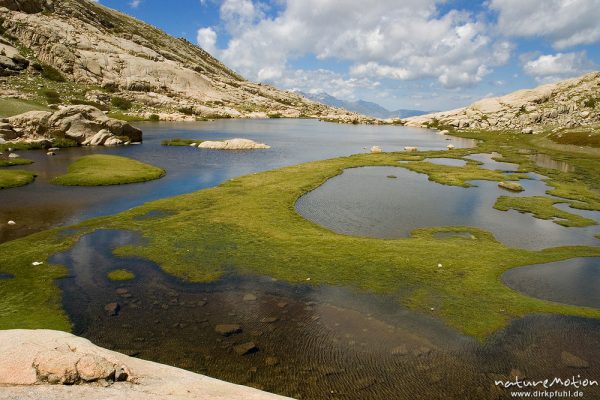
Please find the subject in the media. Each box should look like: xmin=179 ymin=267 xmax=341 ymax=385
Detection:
xmin=50 ymin=229 xmax=600 ymax=399
xmin=296 ymin=167 xmax=600 ymax=250
xmin=529 ymin=153 xmax=575 ymax=173
xmin=466 ymin=152 xmax=519 ymax=171
xmin=0 ymin=119 xmax=474 ymax=243
xmin=502 ymin=258 xmax=600 ymax=308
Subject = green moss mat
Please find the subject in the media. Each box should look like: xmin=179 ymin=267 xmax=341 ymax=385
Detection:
xmin=2 ymin=129 xmax=600 ymax=339
xmin=52 ymin=154 xmax=165 ymax=186
xmin=0 ymin=98 xmax=50 ymax=117
xmin=0 ymin=169 xmax=36 ymax=189
xmin=161 ymin=138 xmax=205 ymax=146
xmin=494 ymin=196 xmax=597 ymax=227
xmin=0 ymin=158 xmax=34 ymax=167
xmin=107 ymin=269 xmax=135 ymax=281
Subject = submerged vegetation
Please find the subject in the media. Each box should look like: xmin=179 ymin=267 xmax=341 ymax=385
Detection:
xmin=52 ymin=155 xmax=165 ymax=186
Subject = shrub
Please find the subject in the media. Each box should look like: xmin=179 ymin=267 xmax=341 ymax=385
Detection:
xmin=111 ymin=96 xmax=132 ymax=110
xmin=40 ymin=89 xmax=61 ymax=104
xmin=40 ymin=64 xmax=65 ymax=82
xmin=583 ymin=98 xmax=597 ymax=108
xmin=148 ymin=114 xmax=160 ymax=121
xmin=177 ymin=106 xmax=195 ymax=116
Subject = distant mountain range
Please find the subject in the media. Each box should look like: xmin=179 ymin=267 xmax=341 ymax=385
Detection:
xmin=296 ymin=91 xmax=431 ymax=119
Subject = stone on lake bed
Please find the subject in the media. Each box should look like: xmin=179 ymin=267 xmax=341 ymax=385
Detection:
xmin=215 ymin=324 xmax=242 ymax=336
xmin=7 ymin=220 xmax=16 ymax=225
xmin=233 ymin=341 xmax=258 ymax=356
xmin=104 ymin=302 xmax=120 ymax=316
xmin=498 ymin=181 xmax=524 ymax=192
xmin=561 ymin=351 xmax=589 ymax=368
xmin=243 ymin=293 xmax=257 ymax=302
xmin=8 ymin=153 xmax=19 ymax=158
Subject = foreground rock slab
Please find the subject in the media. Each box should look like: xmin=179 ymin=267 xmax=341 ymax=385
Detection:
xmin=0 ymin=329 xmax=291 ymax=400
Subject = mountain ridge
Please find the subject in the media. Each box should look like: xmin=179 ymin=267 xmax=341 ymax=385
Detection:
xmin=0 ymin=0 xmax=377 ymax=123
xmin=296 ymin=91 xmax=430 ymax=119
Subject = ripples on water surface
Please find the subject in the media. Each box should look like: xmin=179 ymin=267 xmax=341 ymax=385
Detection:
xmin=52 ymin=230 xmax=600 ymax=400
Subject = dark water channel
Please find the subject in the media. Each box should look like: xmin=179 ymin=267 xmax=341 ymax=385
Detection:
xmin=51 ymin=229 xmax=600 ymax=399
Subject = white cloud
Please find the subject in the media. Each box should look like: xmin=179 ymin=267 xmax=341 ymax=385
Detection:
xmin=197 ymin=27 xmax=217 ymax=54
xmin=489 ymin=0 xmax=600 ymax=49
xmin=201 ymin=0 xmax=511 ymax=90
xmin=281 ymin=69 xmax=380 ymax=99
xmin=522 ymin=51 xmax=596 ymax=83
xmin=129 ymin=0 xmax=141 ymax=8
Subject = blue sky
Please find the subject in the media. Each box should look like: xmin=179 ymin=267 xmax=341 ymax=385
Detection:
xmin=97 ymin=0 xmax=600 ymax=111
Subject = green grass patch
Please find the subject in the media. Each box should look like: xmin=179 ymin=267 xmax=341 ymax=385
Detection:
xmin=52 ymin=155 xmax=165 ymax=186
xmin=107 ymin=269 xmax=135 ymax=281
xmin=402 ymin=159 xmax=518 ymax=187
xmin=161 ymin=138 xmax=205 ymax=146
xmin=111 ymin=96 xmax=132 ymax=110
xmin=0 ymin=169 xmax=36 ymax=189
xmin=3 ymin=129 xmax=600 ymax=339
xmin=0 ymin=98 xmax=50 ymax=117
xmin=494 ymin=196 xmax=597 ymax=227
xmin=550 ymin=130 xmax=600 ymax=148
xmin=0 ymin=158 xmax=34 ymax=167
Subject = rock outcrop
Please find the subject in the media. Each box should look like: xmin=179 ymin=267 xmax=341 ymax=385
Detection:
xmin=0 ymin=40 xmax=29 ymax=76
xmin=405 ymin=72 xmax=600 ymax=132
xmin=0 ymin=0 xmax=375 ymax=123
xmin=197 ymin=138 xmax=270 ymax=150
xmin=0 ymin=329 xmax=291 ymax=400
xmin=2 ymin=105 xmax=142 ymax=145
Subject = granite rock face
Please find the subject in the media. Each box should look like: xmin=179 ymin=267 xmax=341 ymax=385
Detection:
xmin=0 ymin=329 xmax=291 ymax=400
xmin=2 ymin=105 xmax=142 ymax=145
xmin=405 ymin=72 xmax=600 ymax=133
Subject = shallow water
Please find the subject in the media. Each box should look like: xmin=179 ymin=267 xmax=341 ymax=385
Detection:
xmin=502 ymin=258 xmax=600 ymax=308
xmin=295 ymin=166 xmax=600 ymax=250
xmin=529 ymin=153 xmax=575 ymax=173
xmin=50 ymin=230 xmax=600 ymax=399
xmin=465 ymin=152 xmax=519 ymax=172
xmin=0 ymin=272 xmax=15 ymax=279
xmin=0 ymin=119 xmax=473 ymax=243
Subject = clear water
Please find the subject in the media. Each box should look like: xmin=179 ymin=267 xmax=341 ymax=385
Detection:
xmin=502 ymin=257 xmax=600 ymax=308
xmin=0 ymin=119 xmax=473 ymax=243
xmin=295 ymin=166 xmax=600 ymax=250
xmin=50 ymin=229 xmax=600 ymax=400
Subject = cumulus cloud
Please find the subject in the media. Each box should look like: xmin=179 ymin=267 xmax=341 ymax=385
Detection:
xmin=197 ymin=27 xmax=217 ymax=54
xmin=489 ymin=0 xmax=600 ymax=49
xmin=198 ymin=0 xmax=511 ymax=91
xmin=129 ymin=0 xmax=141 ymax=8
xmin=522 ymin=51 xmax=596 ymax=83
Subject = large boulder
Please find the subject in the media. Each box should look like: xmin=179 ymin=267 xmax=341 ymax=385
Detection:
xmin=198 ymin=138 xmax=270 ymax=150
xmin=5 ymin=105 xmax=142 ymax=146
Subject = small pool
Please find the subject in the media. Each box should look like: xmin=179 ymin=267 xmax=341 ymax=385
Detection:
xmin=295 ymin=166 xmax=600 ymax=250
xmin=502 ymin=258 xmax=600 ymax=308
xmin=465 ymin=153 xmax=519 ymax=171
xmin=0 ymin=272 xmax=15 ymax=279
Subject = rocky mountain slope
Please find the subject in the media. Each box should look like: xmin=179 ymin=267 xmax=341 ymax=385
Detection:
xmin=405 ymin=72 xmax=600 ymax=134
xmin=0 ymin=0 xmax=374 ymax=123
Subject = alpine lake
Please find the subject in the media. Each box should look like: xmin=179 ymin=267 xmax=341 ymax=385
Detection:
xmin=1 ymin=118 xmax=600 ymax=399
